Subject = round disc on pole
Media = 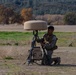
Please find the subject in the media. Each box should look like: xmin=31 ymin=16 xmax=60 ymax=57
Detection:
xmin=24 ymin=20 xmax=47 ymax=30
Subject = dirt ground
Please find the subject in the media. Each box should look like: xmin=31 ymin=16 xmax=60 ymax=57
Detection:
xmin=0 ymin=25 xmax=76 ymax=75
xmin=0 ymin=46 xmax=76 ymax=75
xmin=0 ymin=24 xmax=76 ymax=32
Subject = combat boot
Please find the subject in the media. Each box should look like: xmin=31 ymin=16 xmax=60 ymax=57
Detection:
xmin=53 ymin=57 xmax=61 ymax=65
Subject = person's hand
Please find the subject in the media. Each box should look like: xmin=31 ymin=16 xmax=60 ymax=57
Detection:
xmin=41 ymin=42 xmax=45 ymax=46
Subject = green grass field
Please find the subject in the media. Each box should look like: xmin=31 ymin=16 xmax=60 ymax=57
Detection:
xmin=0 ymin=32 xmax=76 ymax=75
xmin=0 ymin=32 xmax=76 ymax=47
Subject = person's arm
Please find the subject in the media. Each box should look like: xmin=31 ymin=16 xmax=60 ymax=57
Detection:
xmin=45 ymin=36 xmax=57 ymax=50
xmin=50 ymin=35 xmax=58 ymax=48
xmin=37 ymin=34 xmax=46 ymax=43
xmin=36 ymin=38 xmax=44 ymax=43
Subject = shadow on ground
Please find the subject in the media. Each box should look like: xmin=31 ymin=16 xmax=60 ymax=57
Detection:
xmin=51 ymin=64 xmax=76 ymax=67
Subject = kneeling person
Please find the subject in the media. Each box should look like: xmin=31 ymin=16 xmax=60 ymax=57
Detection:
xmin=41 ymin=26 xmax=61 ymax=65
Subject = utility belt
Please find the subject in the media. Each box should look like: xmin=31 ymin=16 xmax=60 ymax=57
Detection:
xmin=44 ymin=43 xmax=58 ymax=51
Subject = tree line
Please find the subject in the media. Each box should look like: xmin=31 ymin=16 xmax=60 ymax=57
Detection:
xmin=0 ymin=5 xmax=33 ymax=24
xmin=0 ymin=5 xmax=76 ymax=25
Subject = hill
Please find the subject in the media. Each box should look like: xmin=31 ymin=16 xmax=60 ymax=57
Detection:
xmin=0 ymin=0 xmax=76 ymax=15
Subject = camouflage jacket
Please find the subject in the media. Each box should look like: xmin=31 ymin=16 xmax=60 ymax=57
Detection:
xmin=42 ymin=33 xmax=58 ymax=50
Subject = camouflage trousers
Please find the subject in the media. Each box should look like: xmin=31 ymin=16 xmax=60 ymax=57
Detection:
xmin=47 ymin=50 xmax=53 ymax=65
xmin=42 ymin=50 xmax=61 ymax=65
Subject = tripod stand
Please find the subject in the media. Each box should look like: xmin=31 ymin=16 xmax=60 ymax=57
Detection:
xmin=27 ymin=30 xmax=41 ymax=65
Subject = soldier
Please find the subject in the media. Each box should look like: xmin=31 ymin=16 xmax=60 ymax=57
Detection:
xmin=40 ymin=26 xmax=61 ymax=65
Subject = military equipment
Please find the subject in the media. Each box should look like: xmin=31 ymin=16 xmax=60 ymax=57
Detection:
xmin=24 ymin=20 xmax=47 ymax=65
xmin=24 ymin=20 xmax=61 ymax=65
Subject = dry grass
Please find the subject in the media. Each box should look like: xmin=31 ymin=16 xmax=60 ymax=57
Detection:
xmin=0 ymin=31 xmax=75 ymax=75
xmin=0 ymin=47 xmax=76 ymax=75
xmin=36 ymin=14 xmax=64 ymax=25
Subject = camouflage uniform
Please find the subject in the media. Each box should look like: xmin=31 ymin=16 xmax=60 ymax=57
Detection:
xmin=41 ymin=33 xmax=60 ymax=65
xmin=43 ymin=33 xmax=58 ymax=50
